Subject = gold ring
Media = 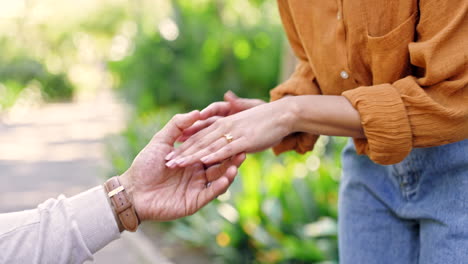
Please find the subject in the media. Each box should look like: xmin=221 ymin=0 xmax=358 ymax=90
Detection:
xmin=223 ymin=133 xmax=234 ymax=143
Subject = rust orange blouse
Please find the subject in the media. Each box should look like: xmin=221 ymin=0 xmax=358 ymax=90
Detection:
xmin=270 ymin=0 xmax=468 ymax=165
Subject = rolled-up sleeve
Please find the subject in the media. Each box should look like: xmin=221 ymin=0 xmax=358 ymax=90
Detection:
xmin=343 ymin=0 xmax=468 ymax=164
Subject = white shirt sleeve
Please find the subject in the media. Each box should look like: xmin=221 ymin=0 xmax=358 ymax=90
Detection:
xmin=0 ymin=186 xmax=121 ymax=264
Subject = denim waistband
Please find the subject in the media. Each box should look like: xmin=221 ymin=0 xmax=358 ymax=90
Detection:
xmin=344 ymin=139 xmax=468 ymax=199
xmin=394 ymin=139 xmax=468 ymax=176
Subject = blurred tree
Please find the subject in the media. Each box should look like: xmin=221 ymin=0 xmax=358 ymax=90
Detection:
xmin=0 ymin=44 xmax=74 ymax=106
xmin=110 ymin=0 xmax=283 ymax=113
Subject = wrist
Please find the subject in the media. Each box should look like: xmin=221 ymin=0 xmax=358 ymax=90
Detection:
xmin=104 ymin=176 xmax=140 ymax=232
xmin=119 ymin=171 xmax=143 ymax=221
xmin=279 ymin=96 xmax=301 ymax=134
xmin=118 ymin=171 xmax=135 ymax=205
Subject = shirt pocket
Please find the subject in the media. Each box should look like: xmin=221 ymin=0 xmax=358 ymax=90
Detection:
xmin=366 ymin=11 xmax=418 ymax=85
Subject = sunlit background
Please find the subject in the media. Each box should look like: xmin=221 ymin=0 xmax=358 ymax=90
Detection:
xmin=0 ymin=0 xmax=346 ymax=263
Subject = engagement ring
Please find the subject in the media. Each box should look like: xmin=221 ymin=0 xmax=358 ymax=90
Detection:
xmin=223 ymin=133 xmax=234 ymax=143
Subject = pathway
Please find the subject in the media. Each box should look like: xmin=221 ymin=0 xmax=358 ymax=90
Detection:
xmin=0 ymin=90 xmax=171 ymax=263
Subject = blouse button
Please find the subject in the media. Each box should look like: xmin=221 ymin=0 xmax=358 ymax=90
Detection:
xmin=340 ymin=70 xmax=349 ymax=79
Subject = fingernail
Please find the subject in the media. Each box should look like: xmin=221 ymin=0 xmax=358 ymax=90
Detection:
xmin=165 ymin=151 xmax=175 ymax=160
xmin=166 ymin=160 xmax=176 ymax=167
xmin=200 ymin=156 xmax=210 ymax=163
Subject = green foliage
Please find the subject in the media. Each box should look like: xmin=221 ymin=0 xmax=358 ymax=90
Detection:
xmin=107 ymin=109 xmax=346 ymax=263
xmin=0 ymin=1 xmax=135 ymax=110
xmin=171 ymin=137 xmax=346 ymax=264
xmin=109 ymin=0 xmax=283 ymax=113
xmin=39 ymin=72 xmax=74 ymax=101
xmin=106 ymin=0 xmax=345 ymax=262
xmin=0 ymin=48 xmax=74 ymax=107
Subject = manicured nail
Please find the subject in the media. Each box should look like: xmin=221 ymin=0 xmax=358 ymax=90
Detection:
xmin=166 ymin=160 xmax=176 ymax=167
xmin=165 ymin=151 xmax=175 ymax=160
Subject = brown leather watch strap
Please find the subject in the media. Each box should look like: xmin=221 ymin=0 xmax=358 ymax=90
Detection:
xmin=104 ymin=176 xmax=140 ymax=232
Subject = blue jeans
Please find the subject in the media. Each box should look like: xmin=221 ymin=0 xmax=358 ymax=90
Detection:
xmin=338 ymin=139 xmax=468 ymax=263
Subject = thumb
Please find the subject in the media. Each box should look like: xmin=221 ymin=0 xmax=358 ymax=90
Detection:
xmin=153 ymin=110 xmax=201 ymax=145
xmin=224 ymin=90 xmax=246 ymax=111
xmin=224 ymin=90 xmax=256 ymax=112
xmin=224 ymin=90 xmax=239 ymax=103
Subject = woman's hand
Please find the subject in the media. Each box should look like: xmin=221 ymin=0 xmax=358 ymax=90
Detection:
xmin=165 ymin=95 xmax=365 ymax=168
xmin=177 ymin=91 xmax=265 ymax=142
xmin=166 ymin=99 xmax=295 ymax=168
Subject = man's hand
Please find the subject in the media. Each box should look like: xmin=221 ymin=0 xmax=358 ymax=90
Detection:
xmin=176 ymin=91 xmax=265 ymax=142
xmin=119 ymin=110 xmax=246 ymax=221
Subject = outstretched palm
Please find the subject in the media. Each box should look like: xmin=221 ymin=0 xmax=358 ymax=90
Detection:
xmin=120 ymin=111 xmax=245 ymax=222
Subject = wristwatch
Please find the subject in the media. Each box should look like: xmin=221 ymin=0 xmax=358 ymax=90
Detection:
xmin=104 ymin=176 xmax=140 ymax=232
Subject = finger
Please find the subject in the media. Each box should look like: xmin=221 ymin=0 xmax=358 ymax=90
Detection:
xmin=154 ymin=110 xmax=200 ymax=146
xmin=200 ymin=138 xmax=247 ymax=165
xmin=225 ymin=91 xmax=265 ymax=112
xmin=177 ymin=116 xmax=221 ymax=142
xmin=196 ymin=166 xmax=238 ymax=209
xmin=180 ymin=130 xmax=228 ymax=161
xmin=205 ymin=161 xmax=229 ymax=182
xmin=223 ymin=90 xmax=239 ymax=102
xmin=224 ymin=91 xmax=245 ymax=113
xmin=175 ymin=136 xmax=227 ymax=167
xmin=205 ymin=152 xmax=246 ymax=182
xmin=167 ymin=129 xmax=225 ymax=168
xmin=167 ymin=121 xmax=220 ymax=162
xmin=177 ymin=119 xmax=213 ymax=142
xmin=200 ymin=102 xmax=231 ymax=120
xmin=232 ymin=152 xmax=247 ymax=167
xmin=223 ymin=164 xmax=239 ymax=183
